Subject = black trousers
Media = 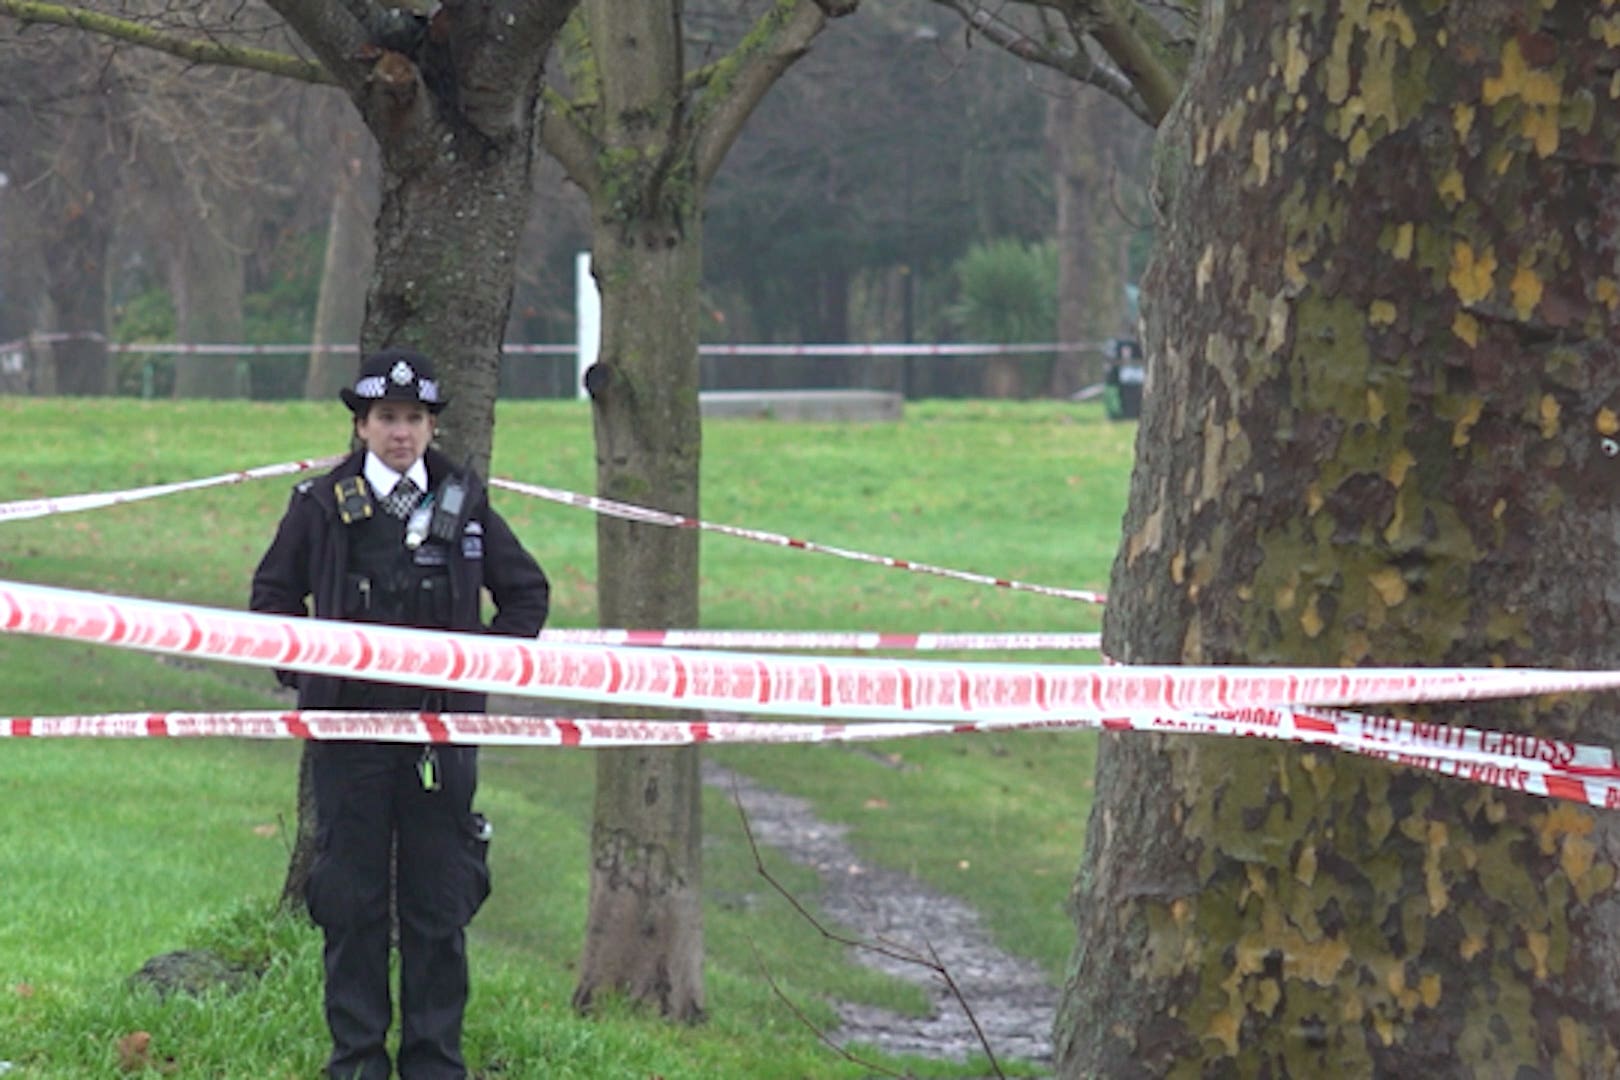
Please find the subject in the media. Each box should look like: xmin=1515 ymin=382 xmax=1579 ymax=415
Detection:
xmin=307 ymin=740 xmax=489 ymax=1080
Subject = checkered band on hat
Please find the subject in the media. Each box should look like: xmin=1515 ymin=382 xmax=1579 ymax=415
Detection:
xmin=342 ymin=347 xmax=448 ymax=413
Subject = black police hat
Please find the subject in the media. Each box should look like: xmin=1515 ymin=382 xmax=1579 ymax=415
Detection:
xmin=340 ymin=347 xmax=449 ymax=414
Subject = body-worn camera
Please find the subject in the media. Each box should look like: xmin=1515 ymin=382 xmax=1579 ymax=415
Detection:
xmin=404 ymin=472 xmax=471 ymax=550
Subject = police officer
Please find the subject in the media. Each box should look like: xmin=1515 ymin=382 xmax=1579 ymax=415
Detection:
xmin=251 ymin=347 xmax=549 ymax=1079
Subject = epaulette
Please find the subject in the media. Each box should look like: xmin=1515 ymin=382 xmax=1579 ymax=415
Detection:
xmin=294 ymin=479 xmax=315 ymax=495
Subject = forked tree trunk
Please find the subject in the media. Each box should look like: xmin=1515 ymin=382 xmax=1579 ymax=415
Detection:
xmin=552 ymin=0 xmax=854 ymax=1022
xmin=568 ymin=1 xmax=705 ymax=1022
xmin=1059 ymin=3 xmax=1620 ymax=1075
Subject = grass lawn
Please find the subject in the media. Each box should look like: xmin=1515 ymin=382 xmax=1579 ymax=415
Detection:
xmin=0 ymin=397 xmax=1133 ymax=1078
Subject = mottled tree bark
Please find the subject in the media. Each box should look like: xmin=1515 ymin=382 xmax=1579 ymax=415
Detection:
xmin=1060 ymin=2 xmax=1620 ymax=1076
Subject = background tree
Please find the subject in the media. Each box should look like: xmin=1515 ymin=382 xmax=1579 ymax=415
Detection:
xmin=1044 ymin=76 xmax=1149 ymax=395
xmin=701 ymin=1 xmax=1056 ymax=396
xmin=0 ymin=23 xmax=128 ymax=394
xmin=127 ymin=55 xmax=279 ymax=399
xmin=0 ymin=3 xmax=353 ymax=399
xmin=927 ymin=2 xmax=1189 ymax=395
xmin=0 ymin=0 xmax=582 ymax=934
xmin=539 ymin=0 xmax=857 ymax=1021
xmin=304 ymin=103 xmax=378 ymax=401
xmin=1060 ymin=2 xmax=1620 ymax=1074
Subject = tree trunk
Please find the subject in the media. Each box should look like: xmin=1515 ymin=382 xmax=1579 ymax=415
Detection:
xmin=981 ymin=357 xmax=1024 ymax=399
xmin=1046 ymin=82 xmax=1128 ymax=397
xmin=360 ymin=145 xmax=531 ymax=470
xmin=272 ymin=131 xmax=539 ymax=901
xmin=574 ymin=228 xmax=706 ymax=1021
xmin=41 ymin=187 xmax=111 ymax=396
xmin=306 ymin=129 xmax=376 ymax=400
xmin=570 ymin=0 xmax=706 ymax=1023
xmin=278 ymin=746 xmax=318 ymax=912
xmin=1058 ymin=3 xmax=1620 ymax=1076
xmin=538 ymin=0 xmax=850 ymax=1023
xmin=575 ymin=214 xmax=706 ymax=1022
xmin=264 ymin=0 xmax=577 ymax=904
xmin=169 ymin=218 xmax=247 ymax=399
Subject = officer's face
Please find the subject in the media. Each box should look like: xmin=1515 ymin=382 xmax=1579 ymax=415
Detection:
xmin=356 ymin=401 xmax=437 ymax=472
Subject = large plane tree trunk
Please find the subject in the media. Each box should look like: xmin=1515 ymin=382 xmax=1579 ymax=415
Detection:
xmin=1059 ymin=3 xmax=1620 ymax=1075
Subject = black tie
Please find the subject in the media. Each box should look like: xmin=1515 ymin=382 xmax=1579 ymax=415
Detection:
xmin=380 ymin=477 xmax=422 ymax=519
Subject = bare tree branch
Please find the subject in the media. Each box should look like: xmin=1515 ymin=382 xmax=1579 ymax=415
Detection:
xmin=727 ymin=773 xmax=1008 ymax=1080
xmin=931 ymin=0 xmax=1194 ymax=125
xmin=0 ymin=0 xmax=335 ymax=84
xmin=744 ymin=939 xmax=909 ymax=1080
xmin=1067 ymin=0 xmax=1188 ymax=122
xmin=261 ymin=0 xmax=368 ymax=95
xmin=537 ymin=12 xmax=600 ymax=191
xmin=539 ymin=84 xmax=600 ymax=192
xmin=938 ymin=0 xmax=1155 ymax=124
xmin=689 ymin=0 xmax=856 ymax=188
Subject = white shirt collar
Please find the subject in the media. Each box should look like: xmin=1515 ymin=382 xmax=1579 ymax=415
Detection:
xmin=363 ymin=451 xmax=429 ymax=498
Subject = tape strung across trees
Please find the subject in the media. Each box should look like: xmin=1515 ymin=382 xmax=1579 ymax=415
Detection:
xmin=5 ymin=458 xmax=1620 ymax=810
xmin=6 ymin=577 xmax=1620 ymax=808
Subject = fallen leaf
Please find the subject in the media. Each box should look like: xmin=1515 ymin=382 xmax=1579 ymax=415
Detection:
xmin=116 ymin=1031 xmax=152 ymax=1072
xmin=862 ymin=798 xmax=889 ymax=810
xmin=12 ymin=983 xmax=33 ymax=998
xmin=252 ymin=824 xmax=278 ymax=838
xmin=957 ymin=860 xmax=971 ymax=870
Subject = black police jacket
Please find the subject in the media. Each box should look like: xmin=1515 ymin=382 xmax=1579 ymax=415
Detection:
xmin=249 ymin=447 xmax=549 ymax=712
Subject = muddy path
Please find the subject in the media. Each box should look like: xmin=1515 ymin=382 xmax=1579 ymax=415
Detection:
xmin=703 ymin=761 xmax=1059 ymax=1071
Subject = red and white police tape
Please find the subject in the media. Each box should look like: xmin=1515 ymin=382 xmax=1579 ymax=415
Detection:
xmin=8 ymin=461 xmax=1620 ymax=808
xmin=488 ymin=475 xmax=1107 ymax=605
xmin=536 ymin=628 xmax=1101 ymax=651
xmin=0 ymin=335 xmax=1110 ymax=359
xmin=6 ymin=704 xmax=1619 ymax=808
xmin=0 ymin=456 xmax=346 ymax=523
xmin=0 ymin=456 xmax=1106 ymax=607
xmin=6 ymin=578 xmax=1620 ymax=722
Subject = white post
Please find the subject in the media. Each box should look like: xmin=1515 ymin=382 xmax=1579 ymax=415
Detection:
xmin=575 ymin=251 xmax=600 ymax=400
